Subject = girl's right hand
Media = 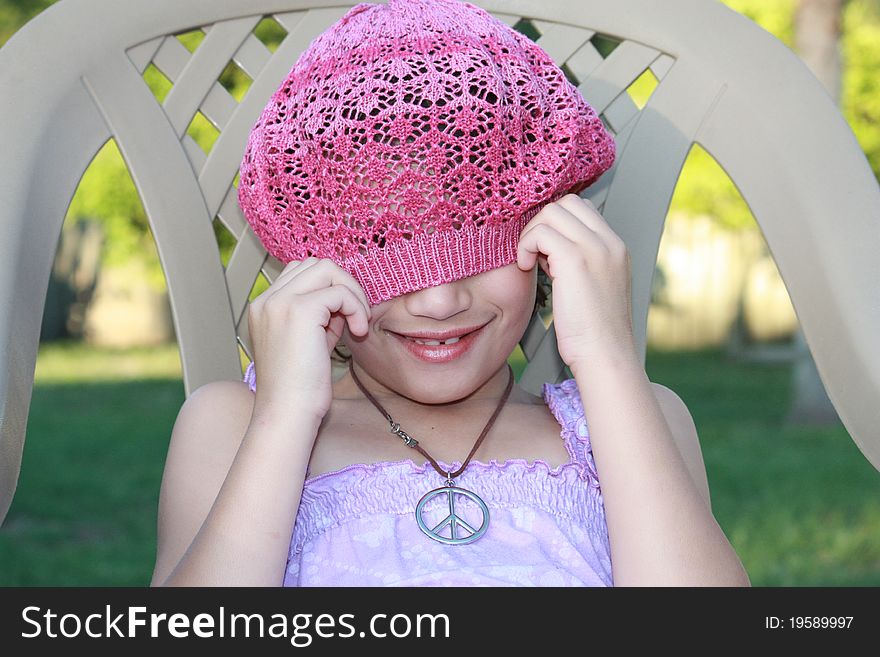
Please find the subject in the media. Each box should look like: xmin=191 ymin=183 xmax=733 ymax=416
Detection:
xmin=246 ymin=257 xmax=371 ymax=421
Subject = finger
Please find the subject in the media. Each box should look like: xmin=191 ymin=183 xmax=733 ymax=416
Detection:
xmin=305 ymin=285 xmax=371 ymax=336
xmin=519 ymin=199 xmax=600 ymax=255
xmin=305 ymin=259 xmax=371 ymax=317
xmin=325 ymin=313 xmax=347 ymax=352
xmin=526 ymin=198 xmax=622 ymax=262
xmin=272 ymin=256 xmax=321 ymax=287
xmin=261 ymin=258 xmax=321 ymax=305
xmin=519 ymin=212 xmax=606 ymax=264
xmin=554 ymin=194 xmax=624 ymax=245
xmin=517 ymin=223 xmax=586 ymax=278
xmin=271 ymin=258 xmax=371 ymax=319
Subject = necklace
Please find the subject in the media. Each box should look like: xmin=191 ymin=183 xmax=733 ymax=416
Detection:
xmin=348 ymin=362 xmax=514 ymax=545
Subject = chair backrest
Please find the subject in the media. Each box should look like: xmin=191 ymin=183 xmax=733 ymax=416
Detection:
xmin=2 ymin=0 xmax=879 ymax=524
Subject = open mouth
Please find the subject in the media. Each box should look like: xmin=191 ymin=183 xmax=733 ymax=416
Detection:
xmin=389 ymin=323 xmax=490 ymax=363
xmin=402 ymin=333 xmax=470 ymax=346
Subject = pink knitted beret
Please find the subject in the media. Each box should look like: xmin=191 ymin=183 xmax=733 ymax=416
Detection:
xmin=238 ymin=0 xmax=616 ymax=306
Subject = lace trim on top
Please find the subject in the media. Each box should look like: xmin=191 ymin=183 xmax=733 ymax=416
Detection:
xmin=541 ymin=377 xmax=600 ymax=484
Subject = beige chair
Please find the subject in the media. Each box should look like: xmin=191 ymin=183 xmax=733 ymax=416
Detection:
xmin=2 ymin=0 xmax=878 ymax=525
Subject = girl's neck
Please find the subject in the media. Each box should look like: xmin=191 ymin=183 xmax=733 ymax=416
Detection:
xmin=335 ymin=360 xmax=533 ymax=416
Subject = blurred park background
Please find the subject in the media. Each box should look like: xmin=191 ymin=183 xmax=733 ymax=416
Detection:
xmin=1 ymin=0 xmax=879 ymax=585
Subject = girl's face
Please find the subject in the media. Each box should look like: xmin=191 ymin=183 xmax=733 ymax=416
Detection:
xmin=342 ymin=262 xmax=538 ymax=404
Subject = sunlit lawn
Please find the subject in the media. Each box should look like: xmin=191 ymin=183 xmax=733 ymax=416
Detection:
xmin=1 ymin=339 xmax=878 ymax=585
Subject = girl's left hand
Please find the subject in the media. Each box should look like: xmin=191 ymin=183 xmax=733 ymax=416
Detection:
xmin=517 ymin=193 xmax=637 ymax=375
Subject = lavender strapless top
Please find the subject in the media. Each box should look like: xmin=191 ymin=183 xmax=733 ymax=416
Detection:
xmin=244 ymin=362 xmax=613 ymax=587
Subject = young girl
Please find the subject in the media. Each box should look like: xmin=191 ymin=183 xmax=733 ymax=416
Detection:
xmin=151 ymin=0 xmax=750 ymax=587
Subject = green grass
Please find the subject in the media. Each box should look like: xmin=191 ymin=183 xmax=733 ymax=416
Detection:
xmin=647 ymin=348 xmax=880 ymax=586
xmin=1 ymin=340 xmax=184 ymax=585
xmin=1 ymin=340 xmax=878 ymax=585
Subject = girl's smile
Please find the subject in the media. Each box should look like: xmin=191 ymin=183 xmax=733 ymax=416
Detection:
xmin=387 ymin=320 xmax=491 ymax=363
xmin=340 ymin=262 xmax=537 ymax=406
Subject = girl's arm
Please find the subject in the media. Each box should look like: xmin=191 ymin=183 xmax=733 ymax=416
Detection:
xmin=151 ymin=379 xmax=323 ymax=587
xmin=572 ymin=348 xmax=751 ymax=587
xmin=152 ymin=257 xmax=371 ymax=586
xmin=516 ymin=193 xmax=749 ymax=586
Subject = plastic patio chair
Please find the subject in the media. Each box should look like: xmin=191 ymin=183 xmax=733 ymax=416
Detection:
xmin=2 ymin=0 xmax=879 ymax=525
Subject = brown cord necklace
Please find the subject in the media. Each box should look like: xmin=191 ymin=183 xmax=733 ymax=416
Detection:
xmin=349 ymin=362 xmax=514 ymax=545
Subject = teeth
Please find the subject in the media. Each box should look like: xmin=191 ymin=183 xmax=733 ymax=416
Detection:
xmin=411 ymin=336 xmax=461 ymax=345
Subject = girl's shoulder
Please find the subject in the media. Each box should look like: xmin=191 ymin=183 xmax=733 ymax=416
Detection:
xmin=170 ymin=378 xmax=256 ymax=471
xmin=192 ymin=377 xmax=256 ymax=421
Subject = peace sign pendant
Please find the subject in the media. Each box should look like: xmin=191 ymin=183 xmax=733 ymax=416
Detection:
xmin=415 ymin=478 xmax=490 ymax=545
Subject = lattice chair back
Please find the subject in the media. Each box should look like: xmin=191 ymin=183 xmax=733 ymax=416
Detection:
xmin=2 ymin=0 xmax=879 ymax=525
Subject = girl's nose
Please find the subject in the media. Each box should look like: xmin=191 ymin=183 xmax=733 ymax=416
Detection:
xmin=401 ymin=279 xmax=472 ymax=321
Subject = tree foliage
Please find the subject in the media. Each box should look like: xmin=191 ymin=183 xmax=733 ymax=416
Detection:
xmin=842 ymin=0 xmax=880 ymax=174
xmin=0 ymin=0 xmax=54 ymax=45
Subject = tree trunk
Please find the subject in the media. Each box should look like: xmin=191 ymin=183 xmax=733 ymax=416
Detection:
xmin=41 ymin=219 xmax=103 ymax=341
xmin=787 ymin=0 xmax=844 ymax=426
